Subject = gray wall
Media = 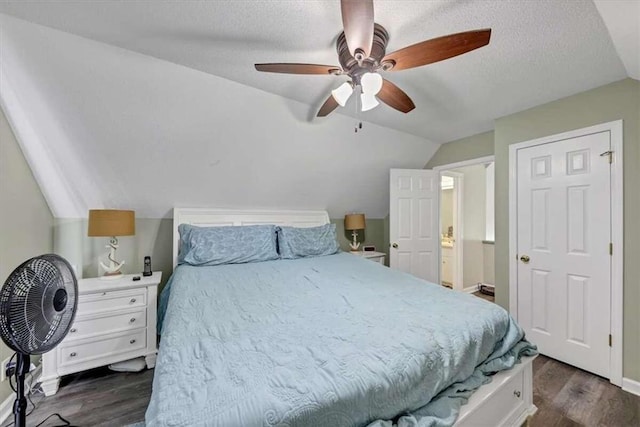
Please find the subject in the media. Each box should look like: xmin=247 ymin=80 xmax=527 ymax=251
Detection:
xmin=453 ymin=164 xmax=486 ymax=289
xmin=423 ymin=77 xmax=640 ymax=382
xmin=440 ymin=189 xmax=453 ymax=235
xmin=0 ymin=107 xmax=53 ymax=403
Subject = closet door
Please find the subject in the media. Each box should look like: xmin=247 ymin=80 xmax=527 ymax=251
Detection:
xmin=516 ymin=131 xmax=611 ymax=378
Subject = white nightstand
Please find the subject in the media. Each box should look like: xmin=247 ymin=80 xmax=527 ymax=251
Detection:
xmin=350 ymin=251 xmax=386 ymax=265
xmin=40 ymin=272 xmax=161 ymax=396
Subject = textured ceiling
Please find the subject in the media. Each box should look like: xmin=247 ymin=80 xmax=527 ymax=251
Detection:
xmin=0 ymin=14 xmax=438 ymax=219
xmin=0 ymin=0 xmax=629 ymax=143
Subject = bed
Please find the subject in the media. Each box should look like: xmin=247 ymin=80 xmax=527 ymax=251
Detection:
xmin=145 ymin=208 xmax=537 ymax=427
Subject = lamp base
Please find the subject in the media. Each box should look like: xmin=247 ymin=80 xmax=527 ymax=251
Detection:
xmin=100 ymin=271 xmax=123 ymax=281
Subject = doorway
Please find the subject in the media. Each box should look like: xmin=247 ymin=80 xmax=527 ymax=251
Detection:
xmin=436 ymin=157 xmax=495 ymax=299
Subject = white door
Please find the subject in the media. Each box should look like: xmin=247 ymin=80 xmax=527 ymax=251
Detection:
xmin=389 ymin=169 xmax=439 ymax=283
xmin=516 ymin=131 xmax=611 ymax=378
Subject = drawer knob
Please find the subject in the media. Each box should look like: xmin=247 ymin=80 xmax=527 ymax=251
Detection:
xmin=513 ymin=390 xmax=521 ymax=398
xmin=130 ymin=298 xmax=137 ymax=303
xmin=129 ymin=318 xmax=136 ymax=323
xmin=130 ymin=339 xmax=136 ymax=344
xmin=70 ymin=328 xmax=77 ymax=333
xmin=70 ymin=352 xmax=77 ymax=357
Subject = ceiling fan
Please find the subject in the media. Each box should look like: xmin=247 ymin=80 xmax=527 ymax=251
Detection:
xmin=255 ymin=0 xmax=491 ymax=117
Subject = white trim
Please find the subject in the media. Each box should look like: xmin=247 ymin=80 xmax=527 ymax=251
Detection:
xmin=440 ymin=171 xmax=464 ymax=290
xmin=462 ymin=285 xmax=479 ymax=294
xmin=434 ymin=156 xmax=494 ymax=293
xmin=508 ymin=119 xmax=624 ymax=387
xmin=622 ymin=377 xmax=640 ymax=397
xmin=609 ymin=120 xmax=624 ymax=387
xmin=0 ymin=363 xmax=43 ymax=425
xmin=172 ymin=208 xmax=330 ymax=267
xmin=432 ymin=155 xmax=495 ymax=171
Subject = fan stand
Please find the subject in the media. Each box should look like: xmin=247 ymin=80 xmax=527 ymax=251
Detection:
xmin=13 ymin=353 xmax=30 ymax=427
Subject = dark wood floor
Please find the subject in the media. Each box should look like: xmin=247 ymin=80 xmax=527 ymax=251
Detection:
xmin=6 ymin=354 xmax=637 ymax=427
xmin=1 ymin=367 xmax=154 ymax=427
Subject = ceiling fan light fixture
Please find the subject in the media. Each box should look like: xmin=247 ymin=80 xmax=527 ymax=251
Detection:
xmin=360 ymin=72 xmax=383 ymax=95
xmin=361 ymin=92 xmax=379 ymax=111
xmin=331 ymin=82 xmax=354 ymax=107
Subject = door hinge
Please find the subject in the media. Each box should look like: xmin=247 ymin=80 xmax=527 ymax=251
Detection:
xmin=600 ymin=150 xmax=614 ymax=164
xmin=609 ymin=334 xmax=612 ymax=347
xmin=610 ymin=243 xmax=613 ymax=255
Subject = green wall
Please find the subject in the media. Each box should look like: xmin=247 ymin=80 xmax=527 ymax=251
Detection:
xmin=331 ymin=218 xmax=387 ymax=263
xmin=425 ymin=131 xmax=494 ymax=168
xmin=54 ymin=218 xmax=174 ymax=291
xmin=494 ymin=78 xmax=640 ymax=381
xmin=0 ymin=107 xmax=53 ymax=403
xmin=53 ymin=217 xmax=388 ymax=293
xmin=424 ymin=77 xmax=640 ymax=382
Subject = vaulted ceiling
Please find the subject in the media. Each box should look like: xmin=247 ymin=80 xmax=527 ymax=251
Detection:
xmin=0 ymin=0 xmax=633 ymax=142
xmin=0 ymin=1 xmax=636 ymax=219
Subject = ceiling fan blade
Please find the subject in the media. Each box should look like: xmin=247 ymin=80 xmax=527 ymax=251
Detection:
xmin=378 ymin=79 xmax=415 ymax=113
xmin=317 ymin=95 xmax=340 ymax=117
xmin=255 ymin=63 xmax=341 ymax=75
xmin=341 ymin=0 xmax=374 ymax=58
xmin=383 ymin=29 xmax=491 ymax=71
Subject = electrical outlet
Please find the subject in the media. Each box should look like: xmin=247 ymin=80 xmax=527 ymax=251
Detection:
xmin=0 ymin=355 xmax=12 ymax=382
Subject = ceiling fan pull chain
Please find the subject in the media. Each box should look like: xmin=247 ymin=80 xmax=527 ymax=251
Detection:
xmin=354 ymin=89 xmax=363 ymax=133
xmin=354 ymin=89 xmax=359 ymax=132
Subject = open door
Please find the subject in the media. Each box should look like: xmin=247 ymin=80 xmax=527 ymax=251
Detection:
xmin=389 ymin=169 xmax=439 ymax=283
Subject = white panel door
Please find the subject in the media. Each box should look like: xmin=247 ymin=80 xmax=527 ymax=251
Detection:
xmin=389 ymin=169 xmax=439 ymax=283
xmin=516 ymin=131 xmax=611 ymax=378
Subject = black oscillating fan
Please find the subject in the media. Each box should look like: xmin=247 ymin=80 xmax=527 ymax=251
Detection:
xmin=0 ymin=254 xmax=77 ymax=427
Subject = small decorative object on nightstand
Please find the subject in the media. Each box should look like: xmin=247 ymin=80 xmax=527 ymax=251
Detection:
xmin=88 ymin=209 xmax=135 ymax=280
xmin=344 ymin=213 xmax=366 ymax=252
xmin=351 ymin=251 xmax=386 ymax=265
xmin=40 ymin=272 xmax=161 ymax=396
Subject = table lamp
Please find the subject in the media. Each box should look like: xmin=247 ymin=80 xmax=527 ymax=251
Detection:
xmin=88 ymin=209 xmax=135 ymax=279
xmin=344 ymin=213 xmax=366 ymax=253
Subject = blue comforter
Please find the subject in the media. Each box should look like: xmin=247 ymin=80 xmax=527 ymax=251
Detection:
xmin=147 ymin=253 xmax=535 ymax=426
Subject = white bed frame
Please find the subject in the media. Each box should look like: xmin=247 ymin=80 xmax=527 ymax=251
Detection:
xmin=172 ymin=208 xmax=537 ymax=426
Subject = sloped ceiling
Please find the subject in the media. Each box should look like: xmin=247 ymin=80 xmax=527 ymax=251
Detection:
xmin=0 ymin=1 xmax=635 ymax=221
xmin=0 ymin=14 xmax=438 ymax=219
xmin=0 ymin=0 xmax=630 ymax=143
xmin=593 ymin=0 xmax=640 ymax=80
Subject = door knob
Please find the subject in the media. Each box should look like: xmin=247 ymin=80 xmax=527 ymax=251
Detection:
xmin=392 ymin=243 xmax=398 ymax=249
xmin=520 ymin=255 xmax=530 ymax=263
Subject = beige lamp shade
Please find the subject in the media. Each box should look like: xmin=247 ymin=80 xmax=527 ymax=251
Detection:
xmin=344 ymin=213 xmax=366 ymax=231
xmin=88 ymin=210 xmax=135 ymax=237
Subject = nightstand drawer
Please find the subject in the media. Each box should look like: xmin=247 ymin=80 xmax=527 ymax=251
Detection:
xmin=66 ymin=309 xmax=147 ymax=341
xmin=77 ymin=289 xmax=146 ymax=315
xmin=59 ymin=329 xmax=147 ymax=367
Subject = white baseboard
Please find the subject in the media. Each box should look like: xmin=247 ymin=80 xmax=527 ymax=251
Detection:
xmin=0 ymin=363 xmax=42 ymax=425
xmin=462 ymin=286 xmax=478 ymax=293
xmin=622 ymin=377 xmax=640 ymax=397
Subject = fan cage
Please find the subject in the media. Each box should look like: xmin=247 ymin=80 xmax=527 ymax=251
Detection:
xmin=0 ymin=254 xmax=77 ymax=355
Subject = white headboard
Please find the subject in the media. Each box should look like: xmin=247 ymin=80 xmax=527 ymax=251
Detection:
xmin=172 ymin=208 xmax=331 ymax=267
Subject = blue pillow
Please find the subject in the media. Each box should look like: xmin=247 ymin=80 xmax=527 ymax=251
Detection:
xmin=277 ymin=224 xmax=340 ymax=259
xmin=178 ymin=224 xmax=279 ymax=266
